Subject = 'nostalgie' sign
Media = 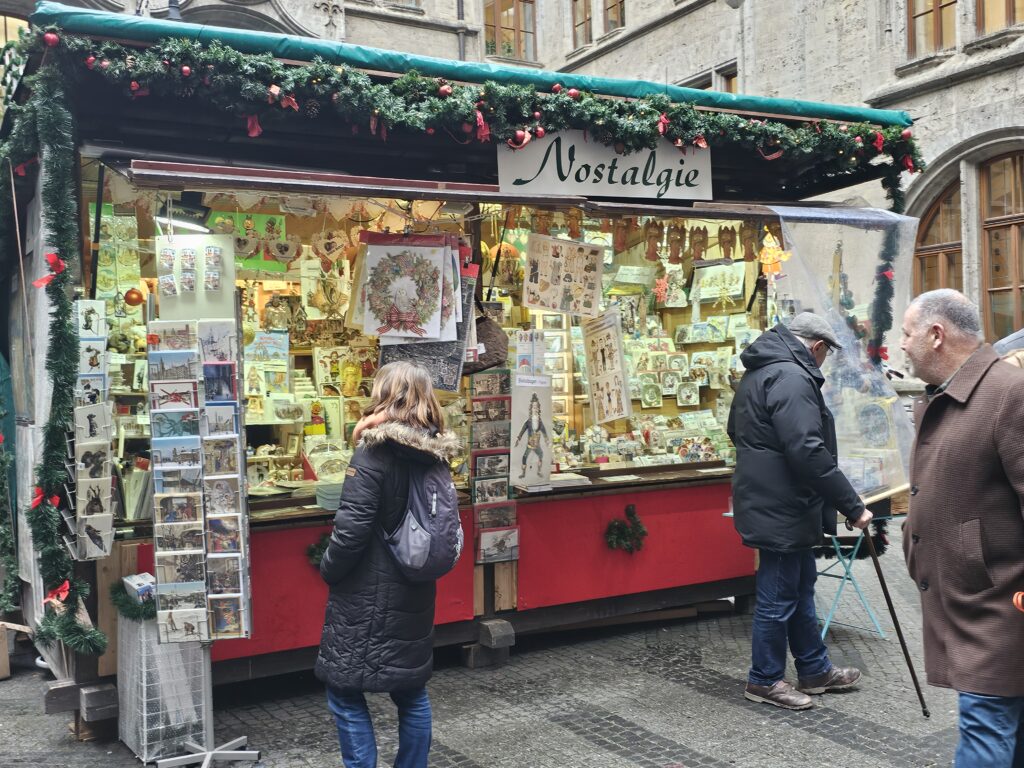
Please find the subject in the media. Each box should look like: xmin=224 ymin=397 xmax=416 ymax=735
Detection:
xmin=497 ymin=130 xmax=712 ymax=201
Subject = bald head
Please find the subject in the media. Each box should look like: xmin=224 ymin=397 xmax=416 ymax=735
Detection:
xmin=901 ymin=289 xmax=984 ymax=385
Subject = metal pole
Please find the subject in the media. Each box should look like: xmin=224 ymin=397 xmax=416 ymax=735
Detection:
xmin=862 ymin=528 xmax=930 ymax=718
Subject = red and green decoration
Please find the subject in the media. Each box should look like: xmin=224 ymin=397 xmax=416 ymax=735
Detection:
xmin=25 ymin=28 xmax=924 ymax=213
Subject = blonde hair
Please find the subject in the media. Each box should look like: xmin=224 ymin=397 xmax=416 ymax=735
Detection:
xmin=363 ymin=361 xmax=445 ymax=432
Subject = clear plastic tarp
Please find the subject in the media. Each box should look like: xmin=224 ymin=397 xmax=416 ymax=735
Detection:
xmin=769 ymin=206 xmax=919 ymax=499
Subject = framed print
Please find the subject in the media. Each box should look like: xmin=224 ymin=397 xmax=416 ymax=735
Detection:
xmin=471 ymin=421 xmax=511 ymax=450
xmin=474 ymin=501 xmax=517 ymax=529
xmin=676 ymin=381 xmax=700 ymax=407
xmin=471 ymin=369 xmax=512 ymax=396
xmin=550 ymin=375 xmax=568 ymax=395
xmin=471 ymin=396 xmax=512 ymax=423
xmin=472 ymin=451 xmax=510 ymax=477
xmin=472 ymin=475 xmax=509 ymax=504
xmin=477 ymin=526 xmax=519 ymax=563
xmin=661 ymin=370 xmax=683 ymax=395
xmin=286 ymin=433 xmax=302 ymax=456
xmin=640 ymin=381 xmax=663 ymax=409
xmin=542 ymin=353 xmax=567 ymax=373
xmin=551 ymin=396 xmax=569 ymax=417
xmin=540 ymin=313 xmax=566 ymax=331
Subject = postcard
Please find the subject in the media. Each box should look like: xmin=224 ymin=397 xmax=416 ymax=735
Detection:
xmin=154 ymin=551 xmax=206 ymax=584
xmin=477 ymin=526 xmax=519 ymax=564
xmin=147 ymin=320 xmax=198 ymax=352
xmin=150 ymin=380 xmax=199 ymax=411
xmin=155 ymin=581 xmax=207 ymax=612
xmin=203 ymin=437 xmax=240 ymax=476
xmin=154 ymin=492 xmax=203 ymax=523
xmin=203 ymin=405 xmax=238 ymax=437
xmin=154 ymin=521 xmax=205 ymax=552
xmin=157 ymin=607 xmax=210 ymax=643
xmin=204 ymin=476 xmax=241 ymax=517
xmin=207 ymin=515 xmax=242 ymax=553
xmin=203 ymin=363 xmax=238 ymax=403
xmin=209 ymin=595 xmax=244 ymax=639
xmin=152 ymin=436 xmax=202 ymax=469
xmin=153 ymin=469 xmax=203 ymax=494
xmin=150 ymin=409 xmax=201 ymax=439
xmin=474 ymin=502 xmax=517 ymax=529
xmin=207 ymin=554 xmax=243 ymax=595
xmin=198 ymin=319 xmax=240 ymax=363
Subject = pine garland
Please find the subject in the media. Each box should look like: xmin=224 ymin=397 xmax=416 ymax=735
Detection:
xmin=0 ymin=56 xmax=106 ymax=653
xmin=0 ymin=438 xmax=17 ymax=614
xmin=605 ymin=505 xmax=648 ymax=554
xmin=109 ymin=581 xmax=157 ymax=622
xmin=16 ymin=28 xmax=924 ymax=209
xmin=307 ymin=532 xmax=329 ymax=569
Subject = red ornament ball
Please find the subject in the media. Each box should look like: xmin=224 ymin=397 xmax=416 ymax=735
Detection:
xmin=462 ymin=122 xmax=474 ymax=134
xmin=567 ymin=88 xmax=580 ymax=100
xmin=85 ymin=55 xmax=96 ymax=69
xmin=534 ymin=126 xmax=546 ymax=138
xmin=162 ymin=59 xmax=170 ymax=68
xmin=514 ymin=129 xmax=527 ymax=144
xmin=426 ymin=127 xmax=435 ymax=135
xmin=855 ymin=136 xmax=863 ymax=144
xmin=99 ymin=59 xmax=110 ymax=70
xmin=533 ymin=111 xmax=541 ymax=119
xmin=438 ymin=84 xmax=453 ymax=97
xmin=551 ymin=83 xmax=562 ymax=94
xmin=901 ymin=128 xmax=913 ymax=139
xmin=130 ymin=80 xmax=140 ymax=92
xmin=839 ymin=124 xmax=848 ymax=133
xmin=180 ymin=65 xmax=191 ymax=77
xmin=43 ymin=32 xmax=59 ymax=48
xmin=123 ymin=288 xmax=145 ymax=307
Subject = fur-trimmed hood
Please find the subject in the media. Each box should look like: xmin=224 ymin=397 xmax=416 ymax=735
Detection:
xmin=358 ymin=421 xmax=461 ymax=463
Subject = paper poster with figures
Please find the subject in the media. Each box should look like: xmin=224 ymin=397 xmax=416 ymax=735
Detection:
xmin=361 ymin=233 xmax=445 ymax=340
xmin=523 ymin=234 xmax=604 ymax=318
xmin=510 ymin=374 xmax=554 ymax=490
xmin=582 ymin=308 xmax=631 ymax=424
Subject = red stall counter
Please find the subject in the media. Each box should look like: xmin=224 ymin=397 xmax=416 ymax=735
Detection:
xmin=137 ymin=507 xmax=476 ymax=667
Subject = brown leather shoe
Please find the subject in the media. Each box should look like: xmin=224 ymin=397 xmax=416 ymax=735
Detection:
xmin=744 ymin=680 xmax=813 ymax=710
xmin=797 ymin=666 xmax=862 ymax=694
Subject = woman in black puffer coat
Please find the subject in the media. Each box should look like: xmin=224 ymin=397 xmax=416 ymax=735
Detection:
xmin=315 ymin=361 xmax=460 ymax=768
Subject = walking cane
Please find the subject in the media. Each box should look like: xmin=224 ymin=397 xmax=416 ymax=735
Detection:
xmin=846 ymin=513 xmax=931 ymax=718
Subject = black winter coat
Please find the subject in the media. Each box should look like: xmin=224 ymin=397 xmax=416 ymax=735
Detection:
xmin=314 ymin=422 xmax=461 ymax=693
xmin=727 ymin=323 xmax=864 ymax=552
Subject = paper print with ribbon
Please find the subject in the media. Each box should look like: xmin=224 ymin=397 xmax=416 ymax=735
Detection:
xmin=361 ymin=233 xmax=445 ymax=341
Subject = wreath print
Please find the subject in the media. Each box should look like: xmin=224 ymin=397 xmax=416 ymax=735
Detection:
xmin=367 ymin=250 xmax=441 ymax=337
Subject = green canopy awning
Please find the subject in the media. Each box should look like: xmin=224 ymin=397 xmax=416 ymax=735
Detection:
xmin=30 ymin=1 xmax=912 ymax=128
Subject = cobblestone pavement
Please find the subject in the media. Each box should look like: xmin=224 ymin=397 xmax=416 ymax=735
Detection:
xmin=1 ymin=527 xmax=959 ymax=767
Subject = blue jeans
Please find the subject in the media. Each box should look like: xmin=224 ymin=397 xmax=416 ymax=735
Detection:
xmin=749 ymin=549 xmax=831 ymax=686
xmin=955 ymin=692 xmax=1024 ymax=767
xmin=326 ymin=686 xmax=432 ymax=768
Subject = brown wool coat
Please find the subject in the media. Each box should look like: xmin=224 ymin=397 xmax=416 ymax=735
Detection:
xmin=904 ymin=345 xmax=1024 ymax=696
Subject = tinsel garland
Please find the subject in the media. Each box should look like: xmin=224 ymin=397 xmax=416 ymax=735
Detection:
xmin=867 ymin=226 xmax=899 ymax=367
xmin=18 ymin=29 xmax=924 ymax=208
xmin=0 ymin=436 xmax=16 ymax=614
xmin=0 ymin=60 xmax=106 ymax=653
xmin=108 ymin=581 xmax=157 ymax=622
xmin=605 ymin=506 xmax=648 ymax=554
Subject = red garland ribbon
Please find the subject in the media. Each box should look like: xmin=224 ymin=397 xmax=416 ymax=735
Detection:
xmin=757 ymin=147 xmax=784 ymax=161
xmin=506 ymin=132 xmax=532 ymax=151
xmin=32 ymin=252 xmax=66 ymax=288
xmin=874 ymin=268 xmax=895 ymax=282
xmin=376 ymin=306 xmax=427 ymax=337
xmin=246 ymin=114 xmax=262 ymax=138
xmin=902 ymin=155 xmax=915 ymax=173
xmin=867 ymin=343 xmax=889 ymax=361
xmin=31 ymin=486 xmax=60 ymax=509
xmin=693 ymin=135 xmax=709 ymax=150
xmin=280 ymin=94 xmax=299 ymax=111
xmin=872 ymin=131 xmax=885 ymax=152
xmin=267 ymin=84 xmax=281 ymax=104
xmin=657 ymin=113 xmax=670 ymax=136
xmin=44 ymin=579 xmax=70 ymax=605
xmin=14 ymin=156 xmax=38 ymax=176
xmin=475 ymin=109 xmax=491 ymax=143
xmin=0 ymin=433 xmax=5 ymax=445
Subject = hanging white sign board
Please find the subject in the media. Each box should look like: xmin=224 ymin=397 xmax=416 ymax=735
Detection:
xmin=497 ymin=130 xmax=712 ymax=201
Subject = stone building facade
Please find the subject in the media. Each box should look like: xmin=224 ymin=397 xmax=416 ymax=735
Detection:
xmin=3 ymin=0 xmax=1022 ymax=342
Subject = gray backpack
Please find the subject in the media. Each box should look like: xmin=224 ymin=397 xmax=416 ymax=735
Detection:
xmin=381 ymin=459 xmax=463 ymax=582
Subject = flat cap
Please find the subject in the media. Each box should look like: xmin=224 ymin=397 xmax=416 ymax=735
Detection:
xmin=787 ymin=312 xmax=843 ymax=350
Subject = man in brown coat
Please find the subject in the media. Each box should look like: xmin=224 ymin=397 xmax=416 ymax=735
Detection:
xmin=900 ymin=289 xmax=1024 ymax=767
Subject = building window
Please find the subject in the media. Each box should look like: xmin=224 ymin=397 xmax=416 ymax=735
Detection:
xmin=908 ymin=0 xmax=958 ymax=57
xmin=572 ymin=0 xmax=592 ymax=48
xmin=604 ymin=0 xmax=624 ymax=33
xmin=0 ymin=14 xmax=25 ymax=44
xmin=484 ymin=0 xmax=536 ymax=61
xmin=720 ymin=69 xmax=738 ymax=94
xmin=982 ymin=153 xmax=1024 ymax=339
xmin=978 ymin=0 xmax=1024 ymax=33
xmin=914 ymin=181 xmax=963 ymax=296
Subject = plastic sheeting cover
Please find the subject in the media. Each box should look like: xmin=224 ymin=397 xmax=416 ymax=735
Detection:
xmin=768 ymin=206 xmax=919 ymax=498
xmin=30 ymin=1 xmax=912 ymax=127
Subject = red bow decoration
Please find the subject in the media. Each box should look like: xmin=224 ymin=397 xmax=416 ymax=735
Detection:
xmin=14 ymin=156 xmax=38 ymax=176
xmin=376 ymin=306 xmax=427 ymax=337
xmin=267 ymin=84 xmax=281 ymax=104
xmin=506 ymin=132 xmax=532 ymax=151
xmin=246 ymin=114 xmax=262 ymax=138
xmin=0 ymin=433 xmax=5 ymax=445
xmin=693 ymin=135 xmax=708 ymax=150
xmin=44 ymin=579 xmax=70 ymax=607
xmin=32 ymin=252 xmax=66 ymax=288
xmin=758 ymin=147 xmax=784 ymax=161
xmin=657 ymin=113 xmax=670 ymax=136
xmin=902 ymin=155 xmax=915 ymax=173
xmin=867 ymin=343 xmax=889 ymax=361
xmin=875 ymin=268 xmax=894 ymax=281
xmin=31 ymin=486 xmax=60 ymax=509
xmin=279 ymin=94 xmax=299 ymax=112
xmin=872 ymin=131 xmax=885 ymax=152
xmin=475 ymin=110 xmax=491 ymax=143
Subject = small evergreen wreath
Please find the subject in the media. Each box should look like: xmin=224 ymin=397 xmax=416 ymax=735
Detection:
xmin=109 ymin=581 xmax=157 ymax=622
xmin=307 ymin=532 xmax=330 ymax=568
xmin=605 ymin=505 xmax=648 ymax=554
xmin=366 ymin=250 xmax=441 ymax=335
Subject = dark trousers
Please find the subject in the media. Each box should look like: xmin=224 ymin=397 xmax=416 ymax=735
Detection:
xmin=749 ymin=548 xmax=832 ymax=686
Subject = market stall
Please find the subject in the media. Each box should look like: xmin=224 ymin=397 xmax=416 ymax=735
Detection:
xmin=0 ymin=1 xmax=921 ymax=743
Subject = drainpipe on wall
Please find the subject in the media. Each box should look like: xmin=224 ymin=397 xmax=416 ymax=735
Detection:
xmin=457 ymin=0 xmax=466 ymax=60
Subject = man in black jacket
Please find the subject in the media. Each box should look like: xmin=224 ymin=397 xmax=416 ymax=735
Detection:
xmin=728 ymin=313 xmax=872 ymax=710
